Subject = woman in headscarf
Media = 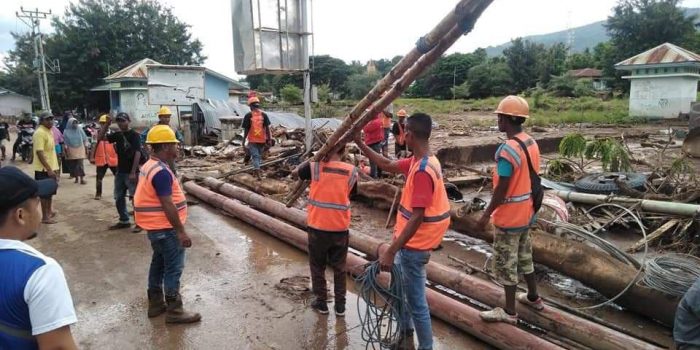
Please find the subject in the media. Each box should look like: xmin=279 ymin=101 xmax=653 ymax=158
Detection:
xmin=63 ymin=117 xmax=89 ymax=184
xmin=51 ymin=123 xmax=64 ymax=176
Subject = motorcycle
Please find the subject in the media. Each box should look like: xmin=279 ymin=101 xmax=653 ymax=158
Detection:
xmin=18 ymin=127 xmax=34 ymax=163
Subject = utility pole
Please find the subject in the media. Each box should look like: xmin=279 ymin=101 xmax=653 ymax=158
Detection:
xmin=16 ymin=7 xmax=60 ymax=113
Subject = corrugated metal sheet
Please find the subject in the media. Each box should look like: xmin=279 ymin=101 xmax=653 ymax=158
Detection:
xmin=616 ymin=43 xmax=700 ymax=67
xmin=105 ymin=58 xmax=161 ymax=81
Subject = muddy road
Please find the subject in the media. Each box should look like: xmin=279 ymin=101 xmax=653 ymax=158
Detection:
xmin=8 ymin=158 xmax=486 ymax=349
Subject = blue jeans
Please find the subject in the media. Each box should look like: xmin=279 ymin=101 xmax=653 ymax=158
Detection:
xmin=248 ymin=143 xmax=265 ymax=170
xmin=148 ymin=229 xmax=185 ymax=296
xmin=114 ymin=172 xmax=136 ymax=224
xmin=368 ymin=142 xmax=383 ymax=178
xmin=394 ymin=249 xmax=433 ymax=350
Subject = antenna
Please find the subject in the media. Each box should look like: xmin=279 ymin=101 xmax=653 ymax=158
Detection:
xmin=566 ymin=9 xmax=575 ymax=53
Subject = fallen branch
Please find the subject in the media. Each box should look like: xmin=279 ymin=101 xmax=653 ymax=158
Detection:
xmin=628 ymin=220 xmax=680 ymax=253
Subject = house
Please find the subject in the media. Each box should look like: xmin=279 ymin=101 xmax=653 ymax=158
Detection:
xmin=228 ymin=81 xmax=251 ymax=104
xmin=91 ymin=58 xmax=245 ymax=128
xmin=567 ymin=68 xmax=607 ymax=91
xmin=0 ymin=88 xmax=32 ymax=117
xmin=615 ymin=43 xmax=700 ymax=119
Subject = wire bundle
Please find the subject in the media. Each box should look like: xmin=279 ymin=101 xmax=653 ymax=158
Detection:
xmin=355 ymin=261 xmax=409 ymax=349
xmin=642 ymin=254 xmax=700 ymax=297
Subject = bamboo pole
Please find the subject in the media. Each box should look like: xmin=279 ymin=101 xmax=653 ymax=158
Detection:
xmin=199 ymin=177 xmax=663 ymax=350
xmin=184 ymin=181 xmax=563 ymax=350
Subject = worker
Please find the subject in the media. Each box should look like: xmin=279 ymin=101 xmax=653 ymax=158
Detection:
xmin=476 ymin=95 xmax=543 ymax=324
xmin=292 ymin=146 xmax=358 ymax=316
xmin=361 ymin=110 xmax=385 ymax=178
xmin=354 ymin=112 xmax=451 ymax=350
xmin=134 ymin=125 xmax=200 ymax=324
xmin=381 ymin=109 xmax=393 ymax=157
xmin=242 ymin=96 xmax=272 ymax=178
xmin=674 ymin=277 xmax=700 ymax=349
xmin=392 ymin=109 xmax=408 ymax=159
xmin=91 ymin=114 xmax=118 ymax=200
xmin=141 ymin=107 xmax=184 ymax=173
xmin=0 ymin=166 xmax=78 ymax=350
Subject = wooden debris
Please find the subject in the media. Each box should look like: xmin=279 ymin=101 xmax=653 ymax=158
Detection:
xmin=628 ymin=219 xmax=680 ymax=253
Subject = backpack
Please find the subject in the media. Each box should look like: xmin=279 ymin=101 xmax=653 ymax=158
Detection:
xmin=512 ymin=137 xmax=543 ymax=213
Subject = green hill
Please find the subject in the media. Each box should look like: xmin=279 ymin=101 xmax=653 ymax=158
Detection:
xmin=484 ymin=7 xmax=700 ymax=56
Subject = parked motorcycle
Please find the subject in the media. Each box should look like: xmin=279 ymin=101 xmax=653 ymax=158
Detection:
xmin=18 ymin=127 xmax=34 ymax=163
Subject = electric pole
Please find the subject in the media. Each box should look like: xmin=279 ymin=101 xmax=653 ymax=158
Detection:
xmin=16 ymin=7 xmax=60 ymax=113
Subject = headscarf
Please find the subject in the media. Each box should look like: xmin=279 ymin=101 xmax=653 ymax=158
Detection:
xmin=63 ymin=118 xmax=87 ymax=148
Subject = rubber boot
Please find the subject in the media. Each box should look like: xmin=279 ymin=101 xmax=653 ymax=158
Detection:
xmin=391 ymin=329 xmax=415 ymax=350
xmin=165 ymin=294 xmax=201 ymax=324
xmin=147 ymin=289 xmax=166 ymax=318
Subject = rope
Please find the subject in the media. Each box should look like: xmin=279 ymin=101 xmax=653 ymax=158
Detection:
xmin=355 ymin=261 xmax=409 ymax=349
xmin=642 ymin=254 xmax=700 ymax=296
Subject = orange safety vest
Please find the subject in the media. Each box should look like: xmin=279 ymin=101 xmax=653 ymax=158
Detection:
xmin=307 ymin=161 xmax=358 ymax=232
xmin=94 ymin=140 xmax=118 ymax=167
xmin=134 ymin=158 xmax=188 ymax=231
xmin=491 ymin=132 xmax=540 ymax=231
xmin=396 ymin=121 xmax=406 ymax=145
xmin=394 ymin=156 xmax=451 ymax=250
xmin=382 ymin=112 xmax=392 ymax=128
xmin=247 ymin=110 xmax=267 ymax=143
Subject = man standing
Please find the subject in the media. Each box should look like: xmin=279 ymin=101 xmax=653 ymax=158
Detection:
xmin=361 ymin=111 xmax=385 ymax=178
xmin=0 ymin=117 xmax=10 ymax=161
xmin=391 ymin=109 xmax=408 ymax=159
xmin=0 ymin=166 xmax=78 ymax=350
xmin=675 ymin=277 xmax=700 ymax=349
xmin=97 ymin=113 xmax=142 ymax=232
xmin=141 ymin=107 xmax=184 ymax=173
xmin=242 ymin=96 xmax=272 ymax=178
xmin=12 ymin=115 xmax=36 ymax=162
xmin=477 ymin=96 xmax=543 ymax=324
xmin=135 ymin=125 xmax=200 ymax=324
xmin=381 ymin=110 xmax=393 ymax=157
xmin=292 ymin=146 xmax=358 ymax=316
xmin=355 ymin=113 xmax=451 ymax=350
xmin=91 ymin=114 xmax=118 ymax=200
xmin=32 ymin=112 xmax=59 ymax=225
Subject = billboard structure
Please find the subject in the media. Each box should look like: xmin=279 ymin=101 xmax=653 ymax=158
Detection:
xmin=232 ymin=0 xmax=311 ymax=74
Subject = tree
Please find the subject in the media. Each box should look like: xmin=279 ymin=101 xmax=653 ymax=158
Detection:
xmin=0 ymin=33 xmax=40 ymax=107
xmin=2 ymin=0 xmax=205 ymax=111
xmin=464 ymin=61 xmax=514 ymax=98
xmin=410 ymin=51 xmax=486 ymax=99
xmin=345 ymin=73 xmax=378 ymax=100
xmin=538 ymin=42 xmax=568 ymax=87
xmin=503 ymin=38 xmax=545 ymax=92
xmin=280 ymin=84 xmax=303 ymax=104
xmin=310 ymin=55 xmax=353 ymax=94
xmin=565 ymin=48 xmax=596 ymax=70
xmin=316 ymin=83 xmax=332 ymax=103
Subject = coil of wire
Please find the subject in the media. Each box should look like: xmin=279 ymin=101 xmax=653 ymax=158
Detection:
xmin=642 ymin=253 xmax=700 ymax=297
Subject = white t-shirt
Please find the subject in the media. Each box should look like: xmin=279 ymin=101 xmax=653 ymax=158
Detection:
xmin=0 ymin=238 xmax=77 ymax=346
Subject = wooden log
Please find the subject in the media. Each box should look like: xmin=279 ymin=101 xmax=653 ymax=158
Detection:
xmin=229 ymin=173 xmax=289 ymax=195
xmin=198 ymin=177 xmax=662 ymax=350
xmin=627 ymin=219 xmax=680 ymax=253
xmin=184 ymin=181 xmax=562 ymax=350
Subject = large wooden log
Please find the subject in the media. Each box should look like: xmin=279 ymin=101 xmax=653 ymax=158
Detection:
xmin=184 ymin=181 xmax=562 ymax=350
xmin=199 ymin=177 xmax=662 ymax=350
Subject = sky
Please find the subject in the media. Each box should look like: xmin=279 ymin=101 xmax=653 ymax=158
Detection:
xmin=2 ymin=0 xmax=700 ymax=80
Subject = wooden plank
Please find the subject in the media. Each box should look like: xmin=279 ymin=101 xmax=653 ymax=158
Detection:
xmin=627 ymin=219 xmax=680 ymax=253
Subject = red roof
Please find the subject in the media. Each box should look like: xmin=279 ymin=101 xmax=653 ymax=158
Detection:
xmin=568 ymin=68 xmax=602 ymax=78
xmin=616 ymin=43 xmax=700 ymax=67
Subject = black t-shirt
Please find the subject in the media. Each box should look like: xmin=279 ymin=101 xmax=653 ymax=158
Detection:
xmin=392 ymin=121 xmax=406 ymax=145
xmin=242 ymin=111 xmax=271 ymax=132
xmin=107 ymin=129 xmax=142 ymax=173
xmin=17 ymin=120 xmax=36 ymax=130
xmin=0 ymin=123 xmax=9 ymax=139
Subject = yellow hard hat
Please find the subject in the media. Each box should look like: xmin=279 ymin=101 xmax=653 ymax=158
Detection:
xmin=494 ymin=95 xmax=529 ymax=119
xmin=99 ymin=114 xmax=109 ymax=123
xmin=158 ymin=106 xmax=172 ymax=116
xmin=146 ymin=125 xmax=179 ymax=144
xmin=397 ymin=109 xmax=408 ymax=117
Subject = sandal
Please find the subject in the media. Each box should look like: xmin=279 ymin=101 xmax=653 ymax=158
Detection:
xmin=108 ymin=222 xmax=131 ymax=230
xmin=480 ymin=307 xmax=518 ymax=325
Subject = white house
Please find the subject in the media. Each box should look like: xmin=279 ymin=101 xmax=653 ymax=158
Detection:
xmin=615 ymin=43 xmax=700 ymax=119
xmin=0 ymin=88 xmax=32 ymax=117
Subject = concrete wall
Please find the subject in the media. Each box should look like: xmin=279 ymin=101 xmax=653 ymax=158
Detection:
xmin=117 ymin=89 xmax=160 ymax=128
xmin=0 ymin=95 xmax=32 ymax=116
xmin=629 ymin=76 xmax=698 ymax=118
xmin=204 ymin=74 xmax=230 ymax=101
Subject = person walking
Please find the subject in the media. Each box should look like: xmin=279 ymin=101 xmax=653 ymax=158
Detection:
xmin=50 ymin=124 xmax=64 ymax=176
xmin=242 ymin=96 xmax=272 ymax=178
xmin=361 ymin=111 xmax=385 ymax=178
xmin=32 ymin=112 xmax=59 ymax=225
xmin=0 ymin=166 xmax=78 ymax=350
xmin=91 ymin=114 xmax=118 ymax=200
xmin=97 ymin=113 xmax=142 ymax=232
xmin=392 ymin=109 xmax=408 ymax=159
xmin=292 ymin=146 xmax=358 ymax=316
xmin=0 ymin=117 xmax=10 ymax=161
xmin=476 ymin=95 xmax=543 ymax=324
xmin=135 ymin=125 xmax=200 ymax=324
xmin=354 ymin=113 xmax=451 ymax=350
xmin=63 ymin=118 xmax=89 ymax=185
xmin=674 ymin=277 xmax=700 ymax=349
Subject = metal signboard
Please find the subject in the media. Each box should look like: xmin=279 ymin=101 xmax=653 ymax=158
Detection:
xmin=147 ymin=65 xmax=205 ymax=105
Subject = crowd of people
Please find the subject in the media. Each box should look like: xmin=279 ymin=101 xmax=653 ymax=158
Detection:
xmin=1 ymin=95 xmax=699 ymax=350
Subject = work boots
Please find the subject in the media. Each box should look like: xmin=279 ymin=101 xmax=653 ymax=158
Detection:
xmin=147 ymin=288 xmax=166 ymax=318
xmin=391 ymin=329 xmax=415 ymax=350
xmin=165 ymin=294 xmax=202 ymax=324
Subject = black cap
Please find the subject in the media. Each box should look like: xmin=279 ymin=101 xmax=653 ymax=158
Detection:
xmin=115 ymin=112 xmax=130 ymax=121
xmin=38 ymin=111 xmax=53 ymax=120
xmin=0 ymin=167 xmax=57 ymax=212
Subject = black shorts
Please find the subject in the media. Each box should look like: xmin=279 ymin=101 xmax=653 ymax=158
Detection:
xmin=35 ymin=171 xmax=58 ymax=198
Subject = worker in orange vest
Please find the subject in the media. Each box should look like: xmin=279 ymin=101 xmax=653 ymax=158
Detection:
xmin=91 ymin=114 xmax=118 ymax=200
xmin=134 ymin=125 xmax=201 ymax=324
xmin=476 ymin=96 xmax=543 ymax=324
xmin=391 ymin=109 xmax=408 ymax=159
xmin=354 ymin=112 xmax=450 ymax=350
xmin=292 ymin=145 xmax=358 ymax=316
xmin=243 ymin=96 xmax=272 ymax=178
